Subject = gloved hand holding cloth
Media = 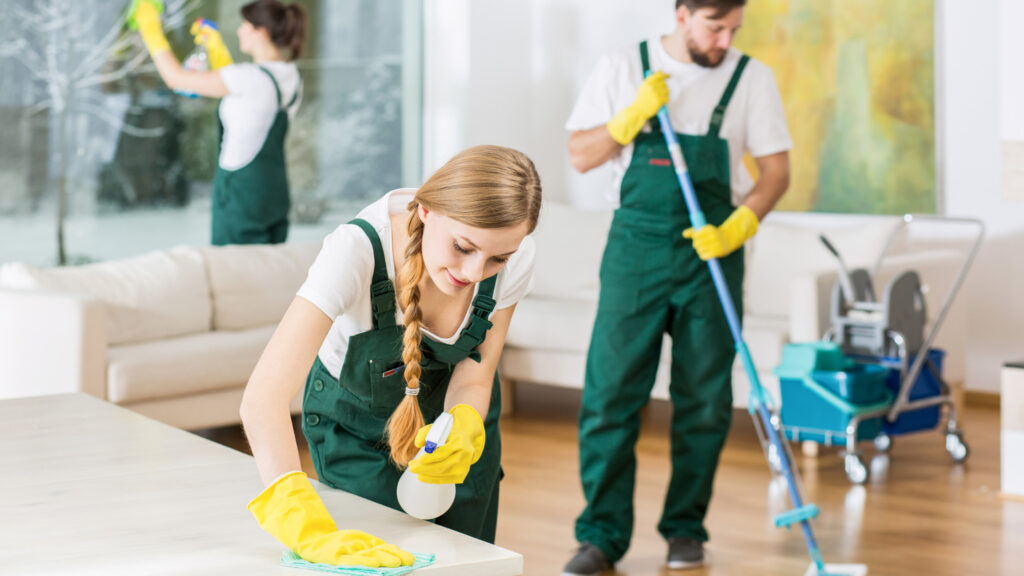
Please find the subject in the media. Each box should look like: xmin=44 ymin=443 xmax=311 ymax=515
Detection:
xmin=408 ymin=404 xmax=485 ymax=485
xmin=248 ymin=471 xmax=415 ymax=568
xmin=127 ymin=0 xmax=170 ymax=57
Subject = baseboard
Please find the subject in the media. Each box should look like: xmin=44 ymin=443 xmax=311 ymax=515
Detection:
xmin=965 ymin=390 xmax=1000 ymax=409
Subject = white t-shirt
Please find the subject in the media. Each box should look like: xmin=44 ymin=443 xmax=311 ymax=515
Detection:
xmin=297 ymin=189 xmax=537 ymax=379
xmin=566 ymin=39 xmax=792 ymax=207
xmin=218 ymin=61 xmax=302 ymax=171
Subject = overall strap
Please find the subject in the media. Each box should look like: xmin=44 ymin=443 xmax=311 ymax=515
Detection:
xmin=639 ymin=40 xmax=660 ymax=133
xmin=256 ymin=65 xmax=283 ymax=109
xmin=448 ymin=275 xmax=498 ymax=362
xmin=349 ymin=218 xmax=397 ymax=329
xmin=286 ymin=80 xmax=302 ymax=109
xmin=708 ymin=54 xmax=750 ymax=138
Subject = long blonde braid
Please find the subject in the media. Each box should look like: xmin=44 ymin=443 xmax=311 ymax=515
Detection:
xmin=385 ymin=145 xmax=543 ymax=467
xmin=386 ymin=205 xmax=427 ymax=467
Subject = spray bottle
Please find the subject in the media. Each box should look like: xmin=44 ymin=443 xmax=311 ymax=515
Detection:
xmin=176 ymin=18 xmax=217 ymax=99
xmin=396 ymin=411 xmax=456 ymax=520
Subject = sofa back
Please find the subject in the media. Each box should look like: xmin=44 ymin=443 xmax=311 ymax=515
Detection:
xmin=0 ymin=247 xmax=211 ymax=345
xmin=201 ymin=242 xmax=321 ymax=331
xmin=746 ymin=214 xmax=902 ymax=319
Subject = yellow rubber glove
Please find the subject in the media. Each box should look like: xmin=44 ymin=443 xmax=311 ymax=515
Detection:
xmin=408 ymin=404 xmax=485 ymax=485
xmin=191 ymin=18 xmax=234 ymax=70
xmin=606 ymin=70 xmax=670 ymax=146
xmin=248 ymin=471 xmax=415 ymax=568
xmin=130 ymin=0 xmax=171 ymax=56
xmin=683 ymin=205 xmax=760 ymax=261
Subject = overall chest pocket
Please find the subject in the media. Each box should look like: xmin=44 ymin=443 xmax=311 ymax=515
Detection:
xmin=367 ymin=359 xmax=449 ymax=419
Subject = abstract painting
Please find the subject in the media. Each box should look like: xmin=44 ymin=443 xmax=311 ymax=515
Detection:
xmin=734 ymin=0 xmax=936 ymax=214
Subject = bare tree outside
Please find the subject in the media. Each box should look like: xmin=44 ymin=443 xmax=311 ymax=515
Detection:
xmin=0 ymin=0 xmax=415 ymax=268
xmin=0 ymin=0 xmax=198 ymax=265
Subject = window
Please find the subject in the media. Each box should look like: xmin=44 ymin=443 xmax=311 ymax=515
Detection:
xmin=0 ymin=0 xmax=422 ymax=266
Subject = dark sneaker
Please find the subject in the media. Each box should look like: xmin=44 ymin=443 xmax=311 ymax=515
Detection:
xmin=666 ymin=537 xmax=705 ymax=569
xmin=562 ymin=542 xmax=612 ymax=576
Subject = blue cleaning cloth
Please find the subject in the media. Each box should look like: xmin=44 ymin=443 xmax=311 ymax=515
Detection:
xmin=280 ymin=551 xmax=436 ymax=575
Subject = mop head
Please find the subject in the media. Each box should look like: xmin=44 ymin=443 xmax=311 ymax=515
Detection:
xmin=804 ymin=563 xmax=868 ymax=576
xmin=280 ymin=551 xmax=436 ymax=575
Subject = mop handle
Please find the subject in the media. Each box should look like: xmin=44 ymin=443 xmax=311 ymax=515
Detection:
xmin=650 ymin=105 xmax=763 ymax=403
xmin=649 ymin=90 xmax=827 ymax=572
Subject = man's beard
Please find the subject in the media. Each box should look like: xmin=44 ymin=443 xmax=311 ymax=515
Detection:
xmin=686 ymin=37 xmax=727 ymax=68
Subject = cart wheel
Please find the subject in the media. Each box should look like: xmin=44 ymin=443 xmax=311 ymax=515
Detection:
xmin=874 ymin=433 xmax=892 ymax=453
xmin=946 ymin=432 xmax=969 ymax=463
xmin=845 ymin=454 xmax=868 ymax=484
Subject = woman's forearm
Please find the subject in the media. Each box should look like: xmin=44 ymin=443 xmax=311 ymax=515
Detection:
xmin=241 ymin=297 xmax=334 ymax=486
xmin=443 ymin=377 xmax=493 ymax=418
xmin=240 ymin=389 xmax=304 ymax=485
xmin=152 ymin=50 xmax=186 ymax=91
xmin=152 ymin=50 xmax=230 ymax=98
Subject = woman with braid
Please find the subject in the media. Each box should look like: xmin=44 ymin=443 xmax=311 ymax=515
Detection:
xmin=240 ymin=145 xmax=542 ymax=568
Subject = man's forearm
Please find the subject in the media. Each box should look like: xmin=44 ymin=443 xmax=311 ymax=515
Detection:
xmin=568 ymin=125 xmax=624 ymax=174
xmin=742 ymin=151 xmax=790 ymax=220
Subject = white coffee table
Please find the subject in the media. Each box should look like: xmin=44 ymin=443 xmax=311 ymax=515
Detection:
xmin=0 ymin=393 xmax=522 ymax=575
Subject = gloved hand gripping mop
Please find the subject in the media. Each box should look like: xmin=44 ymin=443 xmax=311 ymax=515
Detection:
xmin=648 ymin=72 xmax=867 ymax=576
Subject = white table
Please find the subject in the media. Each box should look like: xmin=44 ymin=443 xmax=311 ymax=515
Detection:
xmin=0 ymin=393 xmax=522 ymax=575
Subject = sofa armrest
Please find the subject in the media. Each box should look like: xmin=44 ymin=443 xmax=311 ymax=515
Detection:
xmin=0 ymin=289 xmax=107 ymax=399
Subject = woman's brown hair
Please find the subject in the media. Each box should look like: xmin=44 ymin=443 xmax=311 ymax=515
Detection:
xmin=387 ymin=145 xmax=543 ymax=467
xmin=241 ymin=0 xmax=307 ymax=60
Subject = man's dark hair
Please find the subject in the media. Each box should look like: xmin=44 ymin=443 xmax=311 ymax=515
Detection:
xmin=675 ymin=0 xmax=746 ymax=19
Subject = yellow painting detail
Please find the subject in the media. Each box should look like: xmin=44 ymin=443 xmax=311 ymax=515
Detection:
xmin=734 ymin=0 xmax=935 ymax=214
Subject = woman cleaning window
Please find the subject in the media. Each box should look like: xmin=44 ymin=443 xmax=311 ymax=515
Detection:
xmin=131 ymin=0 xmax=305 ymax=245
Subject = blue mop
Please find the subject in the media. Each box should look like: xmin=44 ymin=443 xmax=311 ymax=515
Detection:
xmin=649 ymin=76 xmax=867 ymax=576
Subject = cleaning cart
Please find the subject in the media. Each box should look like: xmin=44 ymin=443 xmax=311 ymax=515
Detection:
xmin=778 ymin=215 xmax=984 ymax=484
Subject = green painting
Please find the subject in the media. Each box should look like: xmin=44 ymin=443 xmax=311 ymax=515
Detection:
xmin=734 ymin=0 xmax=936 ymax=214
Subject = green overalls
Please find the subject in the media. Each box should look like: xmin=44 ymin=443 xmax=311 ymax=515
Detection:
xmin=211 ymin=66 xmax=297 ymax=246
xmin=575 ymin=42 xmax=750 ymax=562
xmin=301 ymin=219 xmax=504 ymax=543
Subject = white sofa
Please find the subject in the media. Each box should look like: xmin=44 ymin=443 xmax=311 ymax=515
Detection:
xmin=0 ymin=243 xmax=319 ymax=429
xmin=0 ymin=205 xmax=970 ymax=429
xmin=500 ymin=203 xmax=970 ymax=410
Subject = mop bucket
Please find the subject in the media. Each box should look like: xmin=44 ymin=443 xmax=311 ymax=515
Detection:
xmin=776 ymin=342 xmax=892 ymax=445
xmin=881 ymin=348 xmax=946 ymax=435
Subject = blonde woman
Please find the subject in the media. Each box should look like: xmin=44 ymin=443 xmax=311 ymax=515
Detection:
xmin=240 ymin=145 xmax=542 ymax=567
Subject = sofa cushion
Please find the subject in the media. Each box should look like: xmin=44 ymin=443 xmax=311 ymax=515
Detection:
xmin=506 ymin=296 xmax=597 ymax=354
xmin=106 ymin=325 xmax=276 ymax=404
xmin=0 ymin=247 xmax=210 ymax=345
xmin=746 ymin=216 xmax=900 ymax=319
xmin=202 ymin=242 xmax=321 ymax=331
xmin=530 ymin=203 xmax=611 ymax=302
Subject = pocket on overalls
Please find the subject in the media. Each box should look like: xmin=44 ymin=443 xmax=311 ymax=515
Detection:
xmin=368 ymin=359 xmax=450 ymax=420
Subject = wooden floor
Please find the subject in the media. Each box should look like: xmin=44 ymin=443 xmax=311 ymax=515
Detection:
xmin=199 ymin=383 xmax=1024 ymax=576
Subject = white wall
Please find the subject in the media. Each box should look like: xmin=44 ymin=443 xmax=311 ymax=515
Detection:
xmin=423 ymin=0 xmax=675 ymax=208
xmin=1001 ymin=0 xmax=1024 ymax=142
xmin=422 ymin=0 xmax=1024 ymax=392
xmin=941 ymin=0 xmax=1024 ymax=392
